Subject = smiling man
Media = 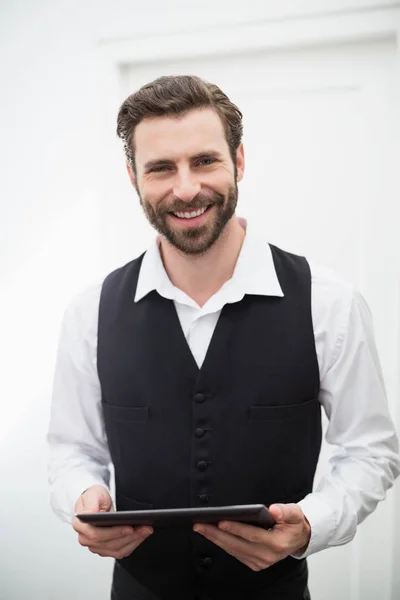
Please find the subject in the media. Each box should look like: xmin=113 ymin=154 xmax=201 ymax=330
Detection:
xmin=47 ymin=75 xmax=400 ymax=600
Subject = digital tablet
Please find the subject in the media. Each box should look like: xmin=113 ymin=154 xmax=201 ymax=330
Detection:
xmin=76 ymin=504 xmax=275 ymax=529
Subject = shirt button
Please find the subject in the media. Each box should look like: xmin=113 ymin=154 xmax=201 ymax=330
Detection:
xmin=195 ymin=427 xmax=205 ymax=438
xmin=199 ymin=493 xmax=210 ymax=504
xmin=197 ymin=461 xmax=208 ymax=471
xmin=201 ymin=556 xmax=212 ymax=567
xmin=194 ymin=393 xmax=206 ymax=403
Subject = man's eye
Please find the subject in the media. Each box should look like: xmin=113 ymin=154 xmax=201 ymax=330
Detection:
xmin=150 ymin=166 xmax=170 ymax=173
xmin=198 ymin=158 xmax=215 ymax=166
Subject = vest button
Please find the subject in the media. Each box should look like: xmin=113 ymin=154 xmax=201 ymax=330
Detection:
xmin=199 ymin=493 xmax=210 ymax=504
xmin=201 ymin=556 xmax=212 ymax=567
xmin=195 ymin=427 xmax=205 ymax=438
xmin=197 ymin=460 xmax=208 ymax=471
xmin=194 ymin=393 xmax=206 ymax=403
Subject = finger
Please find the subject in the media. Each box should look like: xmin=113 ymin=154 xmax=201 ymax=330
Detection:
xmin=194 ymin=524 xmax=253 ymax=558
xmin=89 ymin=527 xmax=153 ymax=552
xmin=219 ymin=518 xmax=295 ymax=559
xmin=268 ymin=504 xmax=303 ymax=525
xmin=217 ymin=521 xmax=268 ymax=544
xmin=79 ymin=486 xmax=113 ymax=513
xmin=73 ymin=519 xmax=133 ymax=542
xmin=194 ymin=524 xmax=273 ymax=571
xmin=73 ymin=518 xmax=110 ymax=538
xmin=90 ymin=532 xmax=152 ymax=559
xmin=194 ymin=524 xmax=270 ymax=570
xmin=88 ymin=536 xmax=132 ymax=553
xmin=88 ymin=529 xmax=151 ymax=550
xmin=78 ymin=523 xmax=152 ymax=546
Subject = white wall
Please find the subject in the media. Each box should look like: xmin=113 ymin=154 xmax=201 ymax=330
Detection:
xmin=1 ymin=1 xmax=399 ymax=599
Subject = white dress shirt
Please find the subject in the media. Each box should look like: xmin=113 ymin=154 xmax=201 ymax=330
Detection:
xmin=47 ymin=219 xmax=400 ymax=560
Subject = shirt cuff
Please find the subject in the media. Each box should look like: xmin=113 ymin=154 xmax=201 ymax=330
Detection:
xmin=50 ymin=473 xmax=112 ymax=525
xmin=290 ymin=493 xmax=337 ymax=559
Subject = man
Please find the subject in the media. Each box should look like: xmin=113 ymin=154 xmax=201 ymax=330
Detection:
xmin=47 ymin=75 xmax=400 ymax=600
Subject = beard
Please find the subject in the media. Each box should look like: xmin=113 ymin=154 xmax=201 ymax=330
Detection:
xmin=137 ymin=182 xmax=238 ymax=256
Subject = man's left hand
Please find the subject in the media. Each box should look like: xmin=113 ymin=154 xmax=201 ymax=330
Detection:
xmin=193 ymin=504 xmax=311 ymax=572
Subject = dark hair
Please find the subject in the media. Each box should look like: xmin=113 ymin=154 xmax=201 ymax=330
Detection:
xmin=116 ymin=75 xmax=243 ymax=172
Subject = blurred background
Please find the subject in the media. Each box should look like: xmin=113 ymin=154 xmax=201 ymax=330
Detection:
xmin=1 ymin=1 xmax=400 ymax=598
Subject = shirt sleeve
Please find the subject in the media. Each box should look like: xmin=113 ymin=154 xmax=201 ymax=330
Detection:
xmin=292 ymin=286 xmax=400 ymax=558
xmin=46 ymin=284 xmax=112 ymax=524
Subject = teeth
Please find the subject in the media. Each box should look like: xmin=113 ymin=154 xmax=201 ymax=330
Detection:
xmin=174 ymin=206 xmax=208 ymax=219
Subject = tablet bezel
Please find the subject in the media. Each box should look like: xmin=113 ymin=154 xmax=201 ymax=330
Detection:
xmin=76 ymin=503 xmax=275 ymax=529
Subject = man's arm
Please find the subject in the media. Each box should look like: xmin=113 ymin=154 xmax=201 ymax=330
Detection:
xmin=294 ymin=283 xmax=400 ymax=558
xmin=47 ymin=283 xmax=112 ymax=524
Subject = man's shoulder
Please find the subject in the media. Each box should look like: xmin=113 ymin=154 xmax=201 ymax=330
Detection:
xmin=308 ymin=260 xmax=357 ymax=323
xmin=64 ymin=280 xmax=103 ymax=323
xmin=309 ymin=261 xmax=355 ymax=295
xmin=269 ymin=243 xmax=356 ymax=305
xmin=64 ymin=254 xmax=146 ymax=317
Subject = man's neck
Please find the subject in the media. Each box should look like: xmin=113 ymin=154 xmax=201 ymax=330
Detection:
xmin=159 ymin=216 xmax=246 ymax=307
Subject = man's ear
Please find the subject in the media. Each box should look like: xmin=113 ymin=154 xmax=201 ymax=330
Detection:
xmin=126 ymin=162 xmax=136 ymax=187
xmin=236 ymin=144 xmax=245 ymax=183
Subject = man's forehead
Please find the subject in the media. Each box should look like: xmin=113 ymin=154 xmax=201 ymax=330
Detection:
xmin=134 ymin=108 xmax=227 ymax=159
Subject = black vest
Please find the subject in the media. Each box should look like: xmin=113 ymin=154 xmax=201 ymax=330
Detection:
xmin=97 ymin=243 xmax=322 ymax=600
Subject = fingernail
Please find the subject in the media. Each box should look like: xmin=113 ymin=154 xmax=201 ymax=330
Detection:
xmin=194 ymin=525 xmax=204 ymax=534
xmin=140 ymin=527 xmax=153 ymax=536
xmin=123 ymin=528 xmax=134 ymax=536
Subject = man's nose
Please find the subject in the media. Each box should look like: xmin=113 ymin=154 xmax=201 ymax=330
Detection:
xmin=172 ymin=170 xmax=201 ymax=202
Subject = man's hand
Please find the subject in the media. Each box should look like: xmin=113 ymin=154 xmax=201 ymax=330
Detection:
xmin=72 ymin=484 xmax=153 ymax=559
xmin=193 ymin=503 xmax=311 ymax=572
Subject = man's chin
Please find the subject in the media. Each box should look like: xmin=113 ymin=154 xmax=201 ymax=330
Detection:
xmin=164 ymin=236 xmax=211 ymax=256
xmin=158 ymin=226 xmax=216 ymax=255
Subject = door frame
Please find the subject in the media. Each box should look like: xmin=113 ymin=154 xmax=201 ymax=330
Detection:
xmin=95 ymin=6 xmax=400 ymax=598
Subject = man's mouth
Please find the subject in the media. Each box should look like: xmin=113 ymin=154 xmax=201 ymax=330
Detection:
xmin=170 ymin=205 xmax=212 ymax=220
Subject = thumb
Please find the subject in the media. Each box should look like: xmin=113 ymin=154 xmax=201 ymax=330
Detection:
xmin=78 ymin=485 xmax=113 ymax=514
xmin=269 ymin=503 xmax=303 ymax=525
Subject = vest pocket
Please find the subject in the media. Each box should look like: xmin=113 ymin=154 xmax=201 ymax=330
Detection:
xmin=249 ymin=397 xmax=318 ymax=422
xmin=116 ymin=491 xmax=154 ymax=511
xmin=102 ymin=403 xmax=154 ymax=506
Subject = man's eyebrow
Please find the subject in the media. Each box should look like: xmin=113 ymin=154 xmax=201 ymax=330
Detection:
xmin=191 ymin=150 xmax=224 ymax=161
xmin=143 ymin=158 xmax=174 ymax=171
xmin=143 ymin=150 xmax=224 ymax=171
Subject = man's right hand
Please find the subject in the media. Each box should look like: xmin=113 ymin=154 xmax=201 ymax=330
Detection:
xmin=72 ymin=484 xmax=153 ymax=559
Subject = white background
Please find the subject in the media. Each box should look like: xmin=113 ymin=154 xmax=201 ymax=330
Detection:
xmin=1 ymin=1 xmax=400 ymax=599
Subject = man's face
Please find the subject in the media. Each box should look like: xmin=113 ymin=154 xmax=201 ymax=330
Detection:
xmin=128 ymin=108 xmax=244 ymax=255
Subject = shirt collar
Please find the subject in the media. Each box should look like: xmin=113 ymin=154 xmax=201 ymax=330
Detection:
xmin=134 ymin=217 xmax=284 ymax=303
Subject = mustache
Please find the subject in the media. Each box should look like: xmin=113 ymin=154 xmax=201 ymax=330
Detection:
xmin=162 ymin=191 xmax=225 ymax=214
